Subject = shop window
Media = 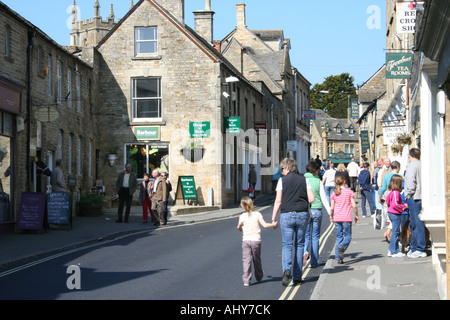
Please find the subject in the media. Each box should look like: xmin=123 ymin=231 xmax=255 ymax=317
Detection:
xmin=125 ymin=143 xmax=169 ymax=179
xmin=0 ymin=111 xmax=13 ymax=221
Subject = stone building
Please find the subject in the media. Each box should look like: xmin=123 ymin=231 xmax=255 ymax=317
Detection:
xmin=219 ymin=3 xmax=312 ymax=173
xmin=86 ymin=0 xmax=283 ymax=208
xmin=0 ymin=2 xmax=97 ymax=233
xmin=310 ymin=110 xmax=360 ymax=165
xmin=408 ymin=0 xmax=449 ymax=299
xmin=356 ymin=65 xmax=388 ymax=164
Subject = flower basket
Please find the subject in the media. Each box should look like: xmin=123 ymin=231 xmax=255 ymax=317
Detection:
xmin=396 ymin=134 xmax=412 ymax=145
xmin=181 ymin=147 xmax=205 ymax=163
xmin=391 ymin=144 xmax=403 ymax=155
xmin=181 ymin=141 xmax=205 ymax=162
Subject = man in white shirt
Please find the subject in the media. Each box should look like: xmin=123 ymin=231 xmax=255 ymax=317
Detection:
xmin=347 ymin=158 xmax=359 ymax=192
xmin=115 ymin=163 xmax=137 ymax=223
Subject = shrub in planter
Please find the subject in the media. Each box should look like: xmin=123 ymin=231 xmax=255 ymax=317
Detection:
xmin=77 ymin=194 xmax=104 ymax=217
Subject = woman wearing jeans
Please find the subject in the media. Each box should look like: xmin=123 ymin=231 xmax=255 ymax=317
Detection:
xmin=304 ymin=160 xmax=331 ymax=268
xmin=272 ymin=158 xmax=315 ymax=286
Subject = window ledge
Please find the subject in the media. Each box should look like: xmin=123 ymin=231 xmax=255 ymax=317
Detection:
xmin=132 ymin=55 xmax=162 ymax=61
xmin=131 ymin=120 xmax=166 ymax=126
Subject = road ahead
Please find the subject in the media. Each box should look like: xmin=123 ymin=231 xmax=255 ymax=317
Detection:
xmin=0 ymin=206 xmax=335 ymax=300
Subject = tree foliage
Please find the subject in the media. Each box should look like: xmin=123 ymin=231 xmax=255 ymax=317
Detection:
xmin=310 ymin=73 xmax=358 ymax=119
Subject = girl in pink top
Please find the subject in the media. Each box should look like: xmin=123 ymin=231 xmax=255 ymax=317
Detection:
xmin=330 ymin=175 xmax=359 ymax=264
xmin=385 ymin=175 xmax=408 ymax=257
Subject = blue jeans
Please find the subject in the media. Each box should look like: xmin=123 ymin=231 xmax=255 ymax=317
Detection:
xmin=407 ymin=198 xmax=426 ymax=252
xmin=388 ymin=213 xmax=401 ymax=254
xmin=324 ymin=186 xmax=335 ymax=205
xmin=304 ymin=209 xmax=323 ymax=267
xmin=360 ymin=189 xmax=375 ymax=216
xmin=334 ymin=222 xmax=352 ymax=260
xmin=280 ymin=211 xmax=309 ymax=281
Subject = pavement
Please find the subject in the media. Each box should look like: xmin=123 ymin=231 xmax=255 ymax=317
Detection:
xmin=0 ymin=193 xmax=442 ymax=300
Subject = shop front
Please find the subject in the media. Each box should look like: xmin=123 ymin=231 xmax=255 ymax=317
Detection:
xmin=0 ymin=78 xmax=22 ymax=234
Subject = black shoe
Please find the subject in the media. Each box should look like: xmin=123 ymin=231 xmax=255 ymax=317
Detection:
xmin=338 ymin=245 xmax=344 ymax=261
xmin=293 ymin=279 xmax=303 ymax=285
xmin=282 ymin=269 xmax=291 ymax=287
xmin=115 ymin=220 xmax=122 ymax=223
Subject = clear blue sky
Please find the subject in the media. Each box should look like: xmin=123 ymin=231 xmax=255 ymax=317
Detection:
xmin=2 ymin=0 xmax=386 ymax=87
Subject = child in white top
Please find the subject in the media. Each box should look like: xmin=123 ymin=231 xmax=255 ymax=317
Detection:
xmin=237 ymin=197 xmax=277 ymax=286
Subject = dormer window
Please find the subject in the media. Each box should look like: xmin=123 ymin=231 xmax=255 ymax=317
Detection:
xmin=348 ymin=126 xmax=355 ymax=136
xmin=336 ymin=124 xmax=342 ymax=135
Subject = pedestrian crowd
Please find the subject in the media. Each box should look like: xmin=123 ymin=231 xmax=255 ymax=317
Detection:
xmin=115 ymin=164 xmax=171 ymax=226
xmin=236 ymin=148 xmax=427 ymax=287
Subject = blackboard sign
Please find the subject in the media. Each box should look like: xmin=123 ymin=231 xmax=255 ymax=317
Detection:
xmin=47 ymin=192 xmax=72 ymax=229
xmin=17 ymin=192 xmax=47 ymax=232
xmin=175 ymin=176 xmax=197 ymax=204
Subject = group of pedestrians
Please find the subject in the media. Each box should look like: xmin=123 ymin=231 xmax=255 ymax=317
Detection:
xmin=116 ymin=164 xmax=172 ymax=226
xmin=237 ymin=148 xmax=426 ymax=287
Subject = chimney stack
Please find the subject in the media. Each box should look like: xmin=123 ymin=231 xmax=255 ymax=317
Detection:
xmin=162 ymin=0 xmax=185 ymax=23
xmin=194 ymin=0 xmax=215 ymax=44
xmin=236 ymin=3 xmax=246 ymax=29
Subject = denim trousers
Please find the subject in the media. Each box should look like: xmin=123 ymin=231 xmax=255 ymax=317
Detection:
xmin=334 ymin=222 xmax=352 ymax=259
xmin=280 ymin=211 xmax=309 ymax=280
xmin=324 ymin=186 xmax=335 ymax=205
xmin=241 ymin=240 xmax=263 ymax=284
xmin=407 ymin=198 xmax=426 ymax=252
xmin=361 ymin=189 xmax=375 ymax=216
xmin=388 ymin=212 xmax=402 ymax=254
xmin=304 ymin=209 xmax=323 ymax=267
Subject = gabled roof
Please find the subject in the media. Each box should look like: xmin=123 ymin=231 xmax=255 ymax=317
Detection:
xmin=95 ymin=0 xmax=262 ymax=95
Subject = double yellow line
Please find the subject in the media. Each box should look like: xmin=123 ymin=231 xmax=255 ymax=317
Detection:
xmin=278 ymin=221 xmax=335 ymax=300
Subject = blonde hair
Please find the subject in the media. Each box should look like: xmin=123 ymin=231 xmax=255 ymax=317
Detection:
xmin=334 ymin=175 xmax=345 ymax=196
xmin=337 ymin=163 xmax=346 ymax=172
xmin=240 ymin=197 xmax=254 ymax=213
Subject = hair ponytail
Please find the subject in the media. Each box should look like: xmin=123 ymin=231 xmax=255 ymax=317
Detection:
xmin=334 ymin=175 xmax=345 ymax=196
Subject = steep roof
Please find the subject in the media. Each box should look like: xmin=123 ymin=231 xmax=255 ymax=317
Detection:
xmin=357 ymin=65 xmax=386 ymax=103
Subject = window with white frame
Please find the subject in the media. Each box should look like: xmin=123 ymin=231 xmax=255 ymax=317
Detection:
xmin=57 ymin=61 xmax=63 ymax=104
xmin=76 ymin=74 xmax=81 ymax=112
xmin=68 ymin=134 xmax=73 ymax=174
xmin=67 ymin=69 xmax=72 ymax=107
xmin=131 ymin=78 xmax=162 ymax=121
xmin=77 ymin=137 xmax=82 ymax=176
xmin=48 ymin=56 xmax=53 ymax=97
xmin=135 ymin=27 xmax=158 ymax=55
xmin=4 ymin=25 xmax=12 ymax=58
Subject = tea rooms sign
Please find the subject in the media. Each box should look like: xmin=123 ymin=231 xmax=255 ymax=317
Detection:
xmin=386 ymin=53 xmax=413 ymax=79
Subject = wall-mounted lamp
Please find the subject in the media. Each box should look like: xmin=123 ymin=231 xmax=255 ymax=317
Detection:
xmin=108 ymin=154 xmax=117 ymax=167
xmin=223 ymin=92 xmax=230 ymax=99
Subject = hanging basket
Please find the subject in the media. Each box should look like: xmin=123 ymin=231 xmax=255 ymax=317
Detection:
xmin=397 ymin=135 xmax=412 ymax=145
xmin=181 ymin=147 xmax=205 ymax=163
xmin=391 ymin=144 xmax=403 ymax=155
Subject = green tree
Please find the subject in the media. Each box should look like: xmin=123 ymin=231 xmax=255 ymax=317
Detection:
xmin=310 ymin=73 xmax=358 ymax=119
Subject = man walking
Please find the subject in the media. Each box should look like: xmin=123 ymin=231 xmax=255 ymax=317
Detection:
xmin=347 ymin=158 xmax=359 ymax=192
xmin=115 ymin=163 xmax=137 ymax=223
xmin=50 ymin=159 xmax=66 ymax=192
xmin=404 ymin=148 xmax=426 ymax=258
xmin=358 ymin=162 xmax=375 ymax=217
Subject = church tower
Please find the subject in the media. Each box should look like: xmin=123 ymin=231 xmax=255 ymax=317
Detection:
xmin=70 ymin=0 xmax=116 ymax=47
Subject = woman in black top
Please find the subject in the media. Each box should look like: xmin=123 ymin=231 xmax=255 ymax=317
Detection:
xmin=272 ymin=158 xmax=315 ymax=286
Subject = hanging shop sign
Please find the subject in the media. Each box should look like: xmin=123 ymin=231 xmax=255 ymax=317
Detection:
xmin=396 ymin=1 xmax=423 ymax=34
xmin=360 ymin=130 xmax=370 ymax=154
xmin=386 ymin=53 xmax=413 ymax=79
xmin=351 ymin=101 xmax=359 ymax=119
xmin=34 ymin=106 xmax=60 ymax=122
xmin=303 ymin=110 xmax=316 ymax=120
xmin=224 ymin=117 xmax=240 ymax=134
xmin=189 ymin=122 xmax=211 ymax=138
xmin=382 ymin=126 xmax=407 ymax=145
